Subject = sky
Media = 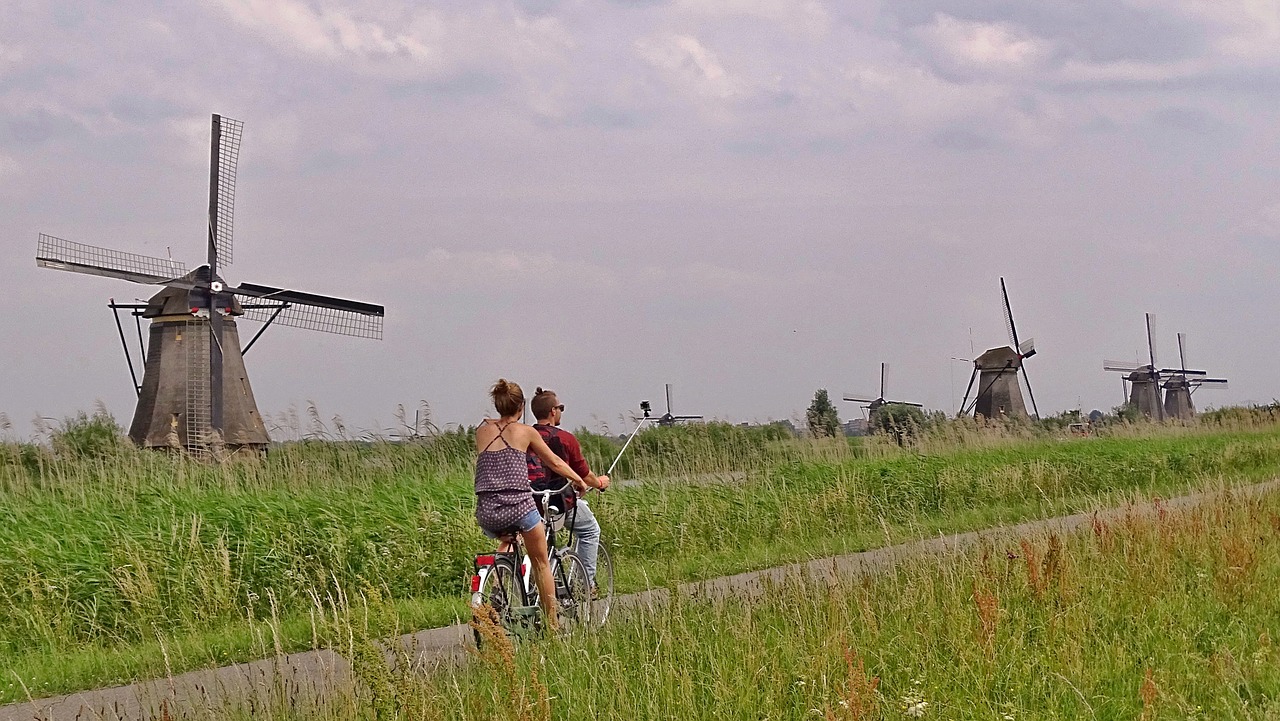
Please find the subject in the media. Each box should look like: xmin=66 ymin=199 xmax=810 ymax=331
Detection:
xmin=2 ymin=0 xmax=1278 ymax=440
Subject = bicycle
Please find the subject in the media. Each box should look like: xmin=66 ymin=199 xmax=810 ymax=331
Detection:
xmin=470 ymin=482 xmax=614 ymax=643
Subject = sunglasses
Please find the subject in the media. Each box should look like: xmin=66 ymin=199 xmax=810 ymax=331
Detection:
xmin=555 ymin=404 xmax=566 ymax=412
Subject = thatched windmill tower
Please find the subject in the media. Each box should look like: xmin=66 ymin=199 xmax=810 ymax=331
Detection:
xmin=36 ymin=114 xmax=384 ymax=457
xmin=843 ymin=362 xmax=922 ymax=417
xmin=958 ymin=278 xmax=1040 ymax=420
xmin=1162 ymin=333 xmax=1228 ymax=420
xmin=1105 ymin=314 xmax=1165 ymax=420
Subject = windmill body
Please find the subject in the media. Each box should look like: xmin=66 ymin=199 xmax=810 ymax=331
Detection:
xmin=842 ymin=362 xmax=922 ymax=420
xmin=1162 ymin=376 xmax=1195 ymax=420
xmin=36 ymin=114 xmax=384 ymax=457
xmin=972 ymin=346 xmax=1028 ymax=419
xmin=128 ymin=277 xmax=269 ymax=449
xmin=1125 ymin=366 xmax=1163 ymax=419
xmin=957 ymin=278 xmax=1039 ymax=420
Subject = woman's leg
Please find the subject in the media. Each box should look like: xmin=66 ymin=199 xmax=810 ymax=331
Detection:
xmin=521 ymin=522 xmax=558 ymax=629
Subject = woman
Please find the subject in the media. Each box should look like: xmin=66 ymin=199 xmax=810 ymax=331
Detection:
xmin=474 ymin=379 xmax=585 ymax=629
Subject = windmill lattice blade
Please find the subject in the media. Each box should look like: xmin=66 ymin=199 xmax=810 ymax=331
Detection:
xmin=1001 ymin=277 xmax=1020 ymax=348
xmin=1178 ymin=332 xmax=1187 ymax=371
xmin=1197 ymin=378 xmax=1229 ymax=387
xmin=36 ymin=234 xmax=186 ymax=285
xmin=211 ymin=115 xmax=243 ymax=267
xmin=1103 ymin=360 xmax=1141 ymax=372
xmin=843 ymin=394 xmax=879 ymax=404
xmin=234 ymin=282 xmax=384 ymax=339
xmin=1145 ymin=313 xmax=1158 ymax=368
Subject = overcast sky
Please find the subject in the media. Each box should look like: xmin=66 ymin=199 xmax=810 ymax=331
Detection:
xmin=2 ymin=0 xmax=1278 ymax=439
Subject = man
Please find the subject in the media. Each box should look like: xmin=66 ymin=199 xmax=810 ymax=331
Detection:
xmin=527 ymin=387 xmax=610 ymax=585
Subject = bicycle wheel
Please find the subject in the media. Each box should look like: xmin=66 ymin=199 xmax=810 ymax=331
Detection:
xmin=555 ymin=552 xmax=594 ymax=632
xmin=591 ymin=542 xmax=614 ymax=626
xmin=471 ymin=556 xmax=520 ymax=647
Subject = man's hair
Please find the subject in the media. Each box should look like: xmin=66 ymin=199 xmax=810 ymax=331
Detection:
xmin=490 ymin=378 xmax=524 ymax=417
xmin=531 ymin=387 xmax=558 ymax=421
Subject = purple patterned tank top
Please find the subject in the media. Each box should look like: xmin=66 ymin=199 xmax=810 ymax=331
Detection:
xmin=474 ymin=426 xmax=538 ymax=532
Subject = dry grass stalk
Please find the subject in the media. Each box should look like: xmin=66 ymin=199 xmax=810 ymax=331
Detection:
xmin=973 ymin=584 xmax=999 ymax=655
xmin=1138 ymin=667 xmax=1158 ymax=720
xmin=824 ymin=644 xmax=880 ymax=721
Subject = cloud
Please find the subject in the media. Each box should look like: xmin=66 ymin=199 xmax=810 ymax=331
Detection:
xmin=634 ymin=32 xmax=743 ymax=101
xmin=212 ymin=0 xmax=437 ymax=63
xmin=674 ymin=0 xmax=830 ymax=36
xmin=914 ymin=13 xmax=1051 ymax=78
xmin=0 ymin=154 xmax=18 ymax=178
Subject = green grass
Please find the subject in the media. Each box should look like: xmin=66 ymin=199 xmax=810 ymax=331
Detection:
xmin=271 ymin=483 xmax=1280 ymax=720
xmin=4 ymin=421 xmax=1280 ymax=704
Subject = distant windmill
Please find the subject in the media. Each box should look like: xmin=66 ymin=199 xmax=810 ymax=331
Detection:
xmin=1104 ymin=313 xmax=1166 ymax=420
xmin=36 ymin=113 xmax=384 ymax=457
xmin=1162 ymin=332 xmax=1228 ymax=420
xmin=654 ymin=383 xmax=703 ymax=427
xmin=843 ymin=363 xmax=922 ymax=418
xmin=958 ymin=277 xmax=1040 ymax=420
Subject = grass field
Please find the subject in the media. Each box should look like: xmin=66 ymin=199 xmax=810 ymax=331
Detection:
xmin=280 ymin=481 xmax=1280 ymax=720
xmin=3 ymin=412 xmax=1280 ymax=704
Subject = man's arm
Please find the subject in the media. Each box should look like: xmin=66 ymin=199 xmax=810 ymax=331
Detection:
xmin=560 ymin=432 xmax=610 ymax=490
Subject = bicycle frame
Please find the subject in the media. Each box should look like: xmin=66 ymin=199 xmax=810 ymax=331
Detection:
xmin=470 ymin=483 xmax=578 ymax=613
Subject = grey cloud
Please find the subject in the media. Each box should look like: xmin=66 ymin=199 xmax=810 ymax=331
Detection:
xmin=888 ymin=2 xmax=1208 ymax=64
xmin=1147 ymin=106 xmax=1229 ymax=135
xmin=0 ymin=108 xmax=86 ymax=146
xmin=929 ymin=124 xmax=1004 ymax=151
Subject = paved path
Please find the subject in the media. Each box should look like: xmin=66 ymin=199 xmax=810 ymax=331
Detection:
xmin=3 ymin=480 xmax=1275 ymax=721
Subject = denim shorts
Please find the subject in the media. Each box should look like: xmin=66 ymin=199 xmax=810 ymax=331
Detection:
xmin=481 ymin=506 xmax=543 ymax=539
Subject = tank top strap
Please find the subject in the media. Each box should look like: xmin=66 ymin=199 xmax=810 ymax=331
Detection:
xmin=481 ymin=420 xmax=514 ymax=452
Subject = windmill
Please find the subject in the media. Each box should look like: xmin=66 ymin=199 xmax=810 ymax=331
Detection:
xmin=1104 ymin=313 xmax=1165 ymax=420
xmin=1162 ymin=333 xmax=1228 ymax=420
xmin=843 ymin=362 xmax=922 ymax=418
xmin=35 ymin=114 xmax=384 ymax=457
xmin=958 ymin=277 xmax=1040 ymax=420
xmin=653 ymin=383 xmax=703 ymax=427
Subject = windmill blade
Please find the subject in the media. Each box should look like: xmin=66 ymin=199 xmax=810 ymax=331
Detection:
xmin=958 ymin=366 xmax=978 ymax=417
xmin=843 ymin=393 xmax=879 ymax=404
xmin=37 ymin=234 xmax=187 ymax=285
xmin=1000 ymin=277 xmax=1021 ymax=349
xmin=879 ymin=362 xmax=888 ymax=398
xmin=1177 ymin=332 xmax=1188 ymax=372
xmin=1019 ymin=363 xmax=1041 ymax=419
xmin=1194 ymin=378 xmax=1229 ymax=388
xmin=1159 ymin=367 xmax=1206 ymax=376
xmin=233 ymin=282 xmax=384 ymax=339
xmin=1104 ymin=360 xmax=1142 ymax=373
xmin=883 ymin=399 xmax=924 ymax=408
xmin=208 ymin=114 xmax=244 ymax=269
xmin=1145 ymin=313 xmax=1158 ymax=369
xmin=672 ymin=414 xmax=703 ymax=421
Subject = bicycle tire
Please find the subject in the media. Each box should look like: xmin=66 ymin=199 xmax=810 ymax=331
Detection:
xmin=555 ymin=552 xmax=594 ymax=632
xmin=471 ymin=556 xmax=520 ymax=647
xmin=591 ymin=542 xmax=614 ymax=626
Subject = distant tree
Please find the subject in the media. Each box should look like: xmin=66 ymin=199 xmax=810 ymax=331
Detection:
xmin=871 ymin=403 xmax=926 ymax=446
xmin=806 ymin=389 xmax=841 ymax=438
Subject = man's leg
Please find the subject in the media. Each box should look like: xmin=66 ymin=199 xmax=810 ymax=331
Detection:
xmin=570 ymin=498 xmax=601 ymax=583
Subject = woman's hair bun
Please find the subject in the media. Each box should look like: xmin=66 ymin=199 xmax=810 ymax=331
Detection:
xmin=535 ymin=387 xmax=544 ymax=394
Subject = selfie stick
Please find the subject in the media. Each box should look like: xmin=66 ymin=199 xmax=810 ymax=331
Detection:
xmin=605 ymin=404 xmax=654 ymax=477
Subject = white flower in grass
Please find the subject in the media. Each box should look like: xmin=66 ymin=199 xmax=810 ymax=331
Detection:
xmin=905 ymin=700 xmax=929 ymax=717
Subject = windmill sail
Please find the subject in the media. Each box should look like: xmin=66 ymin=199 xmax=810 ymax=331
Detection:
xmin=209 ymin=115 xmax=243 ymax=268
xmin=234 ymin=282 xmax=384 ymax=339
xmin=37 ymin=234 xmax=186 ymax=285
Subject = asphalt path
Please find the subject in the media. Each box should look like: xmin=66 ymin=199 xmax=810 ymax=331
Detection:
xmin=3 ymin=479 xmax=1275 ymax=721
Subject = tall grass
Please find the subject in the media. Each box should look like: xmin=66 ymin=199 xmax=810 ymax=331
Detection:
xmin=260 ymin=485 xmax=1280 ymax=720
xmin=4 ymin=413 xmax=1280 ymax=704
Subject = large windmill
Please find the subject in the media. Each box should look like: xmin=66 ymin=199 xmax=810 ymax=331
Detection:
xmin=1104 ymin=313 xmax=1167 ymax=420
xmin=1161 ymin=333 xmax=1228 ymax=420
xmin=843 ymin=363 xmax=922 ymax=417
xmin=958 ymin=277 xmax=1040 ymax=420
xmin=653 ymin=383 xmax=703 ymax=427
xmin=36 ymin=114 xmax=384 ymax=457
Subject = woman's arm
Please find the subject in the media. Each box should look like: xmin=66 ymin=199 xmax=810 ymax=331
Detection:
xmin=527 ymin=431 xmax=584 ymax=486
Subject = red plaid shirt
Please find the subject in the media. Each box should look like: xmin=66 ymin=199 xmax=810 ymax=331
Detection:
xmin=527 ymin=424 xmax=590 ymax=491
